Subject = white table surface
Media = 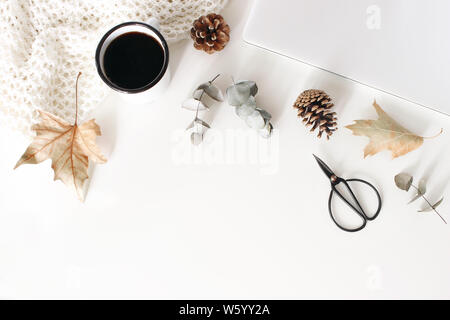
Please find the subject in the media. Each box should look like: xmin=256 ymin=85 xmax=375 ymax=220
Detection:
xmin=1 ymin=0 xmax=450 ymax=299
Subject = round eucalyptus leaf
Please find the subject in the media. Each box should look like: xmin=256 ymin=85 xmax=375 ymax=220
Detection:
xmin=193 ymin=89 xmax=204 ymax=100
xmin=186 ymin=120 xmax=195 ymax=131
xmin=194 ymin=118 xmax=210 ymax=129
xmin=418 ymin=197 xmax=444 ymax=212
xmin=418 ymin=179 xmax=427 ymax=195
xmin=256 ymin=107 xmax=272 ymax=120
xmin=408 ymin=193 xmax=422 ymax=204
xmin=236 ymin=105 xmax=254 ymax=119
xmin=204 ymin=84 xmax=224 ymax=102
xmin=246 ymin=110 xmax=265 ymax=129
xmin=237 ymin=81 xmax=258 ymax=96
xmin=432 ymin=197 xmax=444 ymax=209
xmin=226 ymin=83 xmax=252 ymax=106
xmin=191 ymin=132 xmax=203 ymax=146
xmin=244 ymin=96 xmax=257 ymax=107
xmin=394 ymin=173 xmax=413 ymax=191
xmin=259 ymin=122 xmax=273 ymax=138
xmin=235 ymin=96 xmax=257 ymax=119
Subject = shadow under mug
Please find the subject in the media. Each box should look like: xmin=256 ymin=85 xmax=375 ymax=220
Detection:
xmin=95 ymin=19 xmax=170 ymax=104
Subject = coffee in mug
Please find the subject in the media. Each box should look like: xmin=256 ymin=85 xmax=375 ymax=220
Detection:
xmin=96 ymin=20 xmax=170 ymax=103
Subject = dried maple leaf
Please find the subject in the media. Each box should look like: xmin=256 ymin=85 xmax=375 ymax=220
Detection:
xmin=346 ymin=100 xmax=442 ymax=159
xmin=14 ymin=73 xmax=107 ymax=201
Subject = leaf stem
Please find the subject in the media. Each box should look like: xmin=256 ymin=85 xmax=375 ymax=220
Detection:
xmin=75 ymin=72 xmax=82 ymax=125
xmin=210 ymin=73 xmax=221 ymax=83
xmin=412 ymin=185 xmax=447 ymax=224
xmin=195 ymin=90 xmax=205 ymax=120
xmin=423 ymin=128 xmax=443 ymax=139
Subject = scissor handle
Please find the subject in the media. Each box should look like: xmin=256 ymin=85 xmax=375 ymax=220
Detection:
xmin=328 ymin=178 xmax=382 ymax=232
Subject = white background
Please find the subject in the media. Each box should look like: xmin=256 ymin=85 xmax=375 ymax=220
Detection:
xmin=1 ymin=0 xmax=450 ymax=299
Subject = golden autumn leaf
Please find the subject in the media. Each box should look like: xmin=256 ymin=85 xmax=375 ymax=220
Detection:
xmin=14 ymin=73 xmax=107 ymax=201
xmin=346 ymin=100 xmax=442 ymax=159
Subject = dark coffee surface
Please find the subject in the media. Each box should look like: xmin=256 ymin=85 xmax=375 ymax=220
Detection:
xmin=104 ymin=32 xmax=165 ymax=90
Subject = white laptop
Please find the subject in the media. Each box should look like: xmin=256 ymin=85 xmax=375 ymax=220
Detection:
xmin=244 ymin=0 xmax=450 ymax=115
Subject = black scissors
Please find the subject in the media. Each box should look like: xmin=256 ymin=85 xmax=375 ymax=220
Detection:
xmin=313 ymin=154 xmax=382 ymax=232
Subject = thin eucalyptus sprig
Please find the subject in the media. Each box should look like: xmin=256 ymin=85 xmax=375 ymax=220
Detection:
xmin=395 ymin=173 xmax=446 ymax=224
xmin=182 ymin=74 xmax=223 ymax=145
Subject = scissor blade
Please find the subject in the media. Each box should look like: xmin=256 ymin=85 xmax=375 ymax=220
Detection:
xmin=313 ymin=154 xmax=335 ymax=180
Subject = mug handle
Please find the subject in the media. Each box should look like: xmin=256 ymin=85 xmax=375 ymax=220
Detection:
xmin=147 ymin=17 xmax=160 ymax=31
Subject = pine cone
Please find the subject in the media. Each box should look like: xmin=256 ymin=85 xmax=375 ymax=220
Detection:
xmin=190 ymin=13 xmax=230 ymax=54
xmin=293 ymin=89 xmax=338 ymax=139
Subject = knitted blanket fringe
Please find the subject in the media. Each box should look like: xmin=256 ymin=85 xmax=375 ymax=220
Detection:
xmin=0 ymin=0 xmax=228 ymax=136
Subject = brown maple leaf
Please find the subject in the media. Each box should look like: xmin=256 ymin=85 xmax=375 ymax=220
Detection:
xmin=346 ymin=100 xmax=442 ymax=159
xmin=14 ymin=73 xmax=107 ymax=201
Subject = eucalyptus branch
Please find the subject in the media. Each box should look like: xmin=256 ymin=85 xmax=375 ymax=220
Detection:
xmin=194 ymin=90 xmax=205 ymax=120
xmin=181 ymin=74 xmax=223 ymax=145
xmin=395 ymin=173 xmax=446 ymax=225
xmin=411 ymin=185 xmax=447 ymax=224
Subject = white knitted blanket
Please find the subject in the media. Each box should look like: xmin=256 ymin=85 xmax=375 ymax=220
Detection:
xmin=0 ymin=0 xmax=228 ymax=136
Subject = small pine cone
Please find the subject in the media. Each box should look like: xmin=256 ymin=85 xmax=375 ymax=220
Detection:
xmin=190 ymin=13 xmax=230 ymax=54
xmin=293 ymin=89 xmax=338 ymax=139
